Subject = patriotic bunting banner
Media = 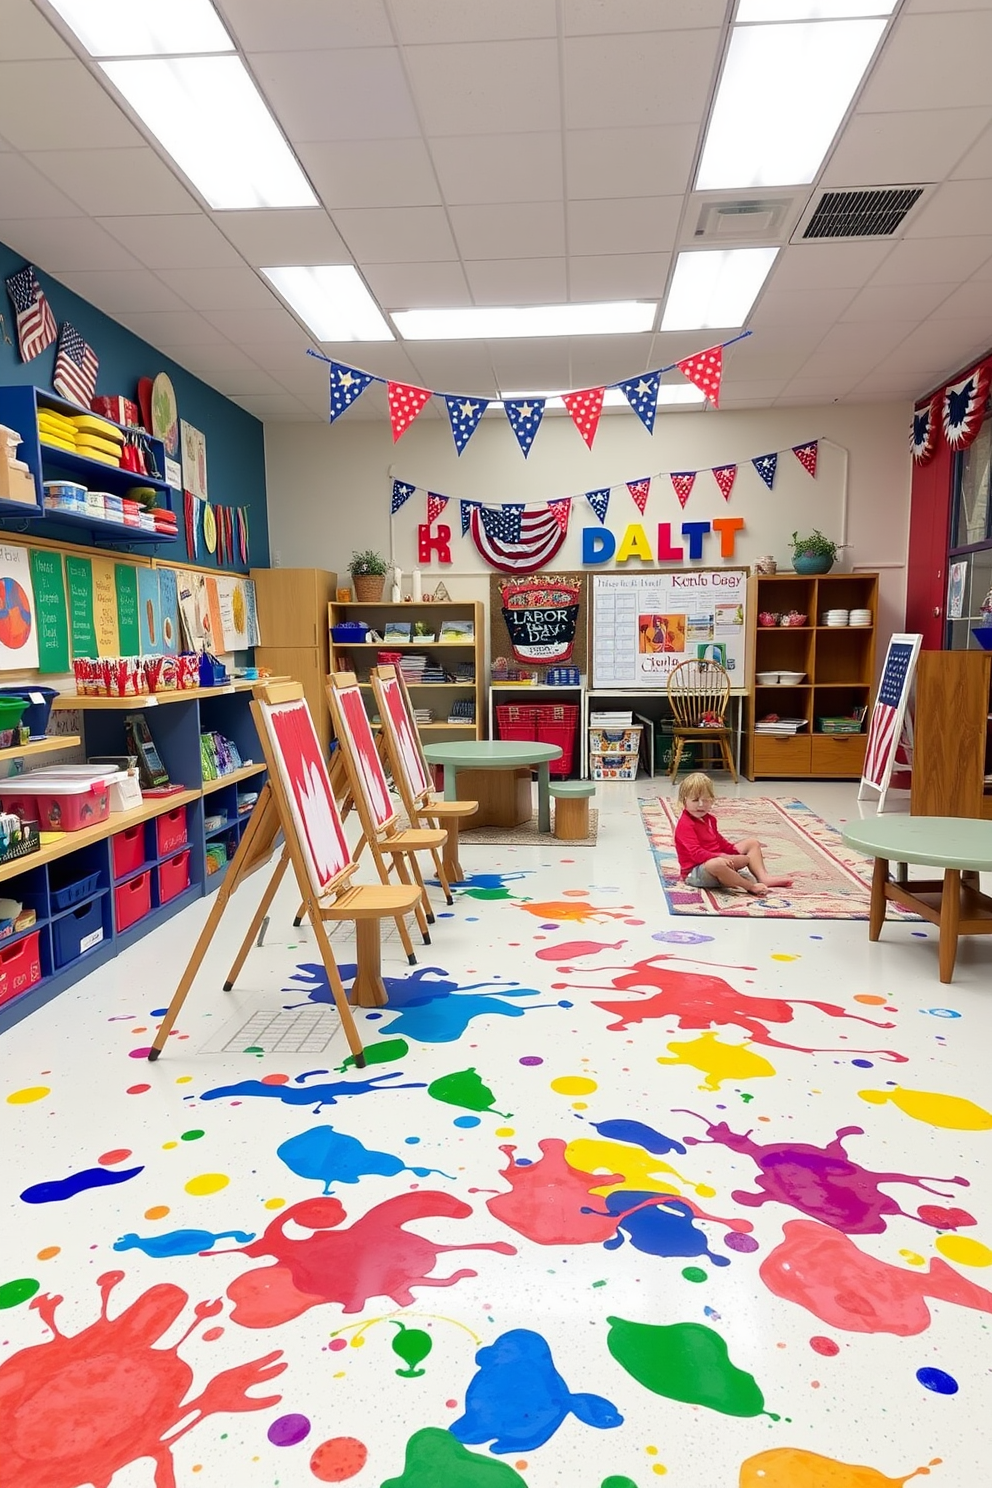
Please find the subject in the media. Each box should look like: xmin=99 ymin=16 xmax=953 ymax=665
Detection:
xmin=676 ymin=346 xmax=723 ymax=408
xmin=626 ymin=478 xmax=651 ymax=514
xmin=670 ymin=472 xmax=696 ymax=509
xmin=617 ymin=371 xmax=661 ymax=434
xmin=792 ymin=440 xmax=818 ymax=478
xmin=5 ymin=264 xmax=56 ymax=363
xmin=391 ymin=479 xmax=415 ymax=514
xmin=942 ymin=363 xmax=990 ymax=451
xmin=445 ymin=393 xmax=488 ymax=454
xmin=470 ymin=504 xmax=568 ymax=574
xmin=426 ymin=493 xmax=449 ymax=525
xmin=911 ymin=398 xmax=938 ymax=466
xmin=752 ymin=452 xmax=778 ymax=490
xmin=713 ymin=464 xmax=737 ymax=501
xmin=388 ymin=380 xmax=432 ymax=442
xmin=330 ymin=361 xmax=374 ymax=422
xmin=460 ymin=499 xmax=481 ymax=536
xmin=562 ymin=386 xmax=605 ymax=449
xmin=481 ymin=505 xmax=523 ymax=544
xmin=547 ymin=497 xmax=572 ymax=534
xmin=585 ymin=488 xmax=611 ymax=522
xmin=504 ymin=397 xmax=546 ymax=457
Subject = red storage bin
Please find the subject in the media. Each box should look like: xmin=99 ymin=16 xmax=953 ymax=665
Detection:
xmin=155 ymin=807 xmax=187 ymax=858
xmin=112 ymin=824 xmax=146 ymax=880
xmin=158 ymin=848 xmax=191 ymax=905
xmin=0 ymin=929 xmax=42 ymax=1008
xmin=536 ymin=704 xmax=579 ymax=777
xmin=115 ymin=871 xmax=151 ymax=932
xmin=1 ymin=777 xmax=110 ymax=832
xmin=495 ymin=704 xmax=539 ymax=742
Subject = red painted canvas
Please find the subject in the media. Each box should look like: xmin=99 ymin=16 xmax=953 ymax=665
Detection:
xmin=265 ymin=699 xmax=350 ymax=893
xmin=336 ymin=684 xmax=394 ymax=829
xmin=380 ymin=676 xmax=429 ymax=796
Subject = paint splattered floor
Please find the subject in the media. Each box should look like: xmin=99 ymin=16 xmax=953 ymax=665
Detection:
xmin=3 ymin=778 xmax=991 ymax=1488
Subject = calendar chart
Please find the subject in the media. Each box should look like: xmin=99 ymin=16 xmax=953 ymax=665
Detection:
xmin=592 ymin=569 xmax=748 ymax=690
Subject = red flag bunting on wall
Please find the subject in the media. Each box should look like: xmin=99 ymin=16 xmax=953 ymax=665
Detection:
xmin=675 ymin=345 xmax=723 ymax=407
xmin=911 ymin=397 xmax=938 ymax=465
xmin=562 ymin=386 xmax=605 ymax=449
xmin=670 ymin=472 xmax=696 ymax=509
xmin=942 ymin=363 xmax=991 ymax=451
xmin=426 ymin=493 xmax=449 ymax=524
xmin=547 ymin=497 xmax=572 ymax=533
xmin=712 ymin=464 xmax=737 ymax=501
xmin=626 ymin=478 xmax=651 ymax=514
xmin=388 ymin=381 xmax=432 ymax=442
xmin=792 ymin=440 xmax=819 ymax=477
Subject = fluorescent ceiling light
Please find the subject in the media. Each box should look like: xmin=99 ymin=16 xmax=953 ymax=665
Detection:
xmin=392 ymin=302 xmax=656 ymax=341
xmin=261 ymin=265 xmax=393 ymax=342
xmin=661 ymin=248 xmax=778 ymax=331
xmin=737 ymin=1 xmax=896 ymax=18
xmin=48 ymin=0 xmax=232 ymax=56
xmin=697 ymin=18 xmax=886 ymax=189
xmin=102 ymin=56 xmax=316 ymax=210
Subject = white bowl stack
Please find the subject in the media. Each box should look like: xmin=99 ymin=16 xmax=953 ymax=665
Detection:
xmin=849 ymin=608 xmax=872 ymax=627
xmin=822 ymin=608 xmax=849 ymax=626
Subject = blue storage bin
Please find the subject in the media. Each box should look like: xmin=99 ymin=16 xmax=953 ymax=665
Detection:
xmin=50 ymin=871 xmax=101 ymax=913
xmin=0 ymin=685 xmax=59 ymax=737
xmin=54 ymin=896 xmax=105 ymax=968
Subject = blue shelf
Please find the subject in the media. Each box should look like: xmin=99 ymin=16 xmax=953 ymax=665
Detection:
xmin=0 ymin=918 xmax=47 ymax=947
xmin=113 ymin=860 xmax=157 ymax=886
xmin=38 ymin=445 xmax=170 ymax=497
xmin=51 ymin=887 xmax=109 ymax=923
xmin=0 ymin=496 xmax=43 ymax=519
xmin=29 ymin=507 xmax=178 ymax=546
xmin=205 ymin=816 xmax=240 ymax=839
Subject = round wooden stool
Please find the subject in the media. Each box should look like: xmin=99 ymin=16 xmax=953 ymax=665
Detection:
xmin=550 ymin=780 xmax=596 ymax=840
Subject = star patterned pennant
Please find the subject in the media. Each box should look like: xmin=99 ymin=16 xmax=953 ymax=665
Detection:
xmin=910 ymin=397 xmax=938 ymax=466
xmin=676 ymin=345 xmax=723 ymax=407
xmin=626 ymin=478 xmax=651 ymax=514
xmin=792 ymin=440 xmax=818 ymax=478
xmin=547 ymin=497 xmax=572 ymax=534
xmin=712 ymin=464 xmax=737 ymax=501
xmin=504 ymin=398 xmax=546 ymax=457
xmin=426 ymin=493 xmax=449 ymax=525
xmin=562 ymin=386 xmax=605 ymax=449
xmin=752 ymin=452 xmax=778 ymax=490
xmin=388 ymin=380 xmax=432 ymax=442
xmin=391 ymin=479 xmax=415 ymax=514
xmin=585 ymin=487 xmax=611 ymax=522
xmin=670 ymin=472 xmax=696 ymax=510
xmin=616 ymin=371 xmax=661 ymax=434
xmin=444 ymin=393 xmax=489 ymax=455
xmin=480 ymin=504 xmax=524 ymax=544
xmin=329 ymin=361 xmax=374 ymax=423
xmin=460 ymin=499 xmax=481 ymax=536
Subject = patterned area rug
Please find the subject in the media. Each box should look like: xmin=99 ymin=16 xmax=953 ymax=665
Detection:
xmin=641 ymin=795 xmax=917 ymax=919
xmin=457 ymin=808 xmax=599 ymax=848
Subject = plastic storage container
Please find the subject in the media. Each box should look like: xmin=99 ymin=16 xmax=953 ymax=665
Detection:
xmin=536 ymin=703 xmax=579 ymax=778
xmin=588 ymin=726 xmax=642 ymax=756
xmin=590 ymin=752 xmax=639 ymax=781
xmin=1 ymin=775 xmax=113 ymax=832
xmin=112 ymin=825 xmax=146 ymax=880
xmin=54 ymin=898 xmax=106 ymax=967
xmin=115 ymin=871 xmax=151 ymax=932
xmin=495 ymin=704 xmax=539 ymax=742
xmin=50 ymin=869 xmax=102 ymax=913
xmin=158 ymin=848 xmax=191 ymax=905
xmin=155 ymin=807 xmax=187 ymax=858
xmin=0 ymin=686 xmax=59 ymax=737
xmin=0 ymin=928 xmax=42 ymax=1007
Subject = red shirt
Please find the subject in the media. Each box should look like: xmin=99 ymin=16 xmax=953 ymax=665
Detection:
xmin=674 ymin=808 xmax=736 ymax=875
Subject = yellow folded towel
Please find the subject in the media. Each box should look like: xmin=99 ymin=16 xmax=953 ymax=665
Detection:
xmin=72 ymin=414 xmax=124 ymax=443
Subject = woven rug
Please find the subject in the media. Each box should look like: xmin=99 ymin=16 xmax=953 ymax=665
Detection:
xmin=457 ymin=808 xmax=599 ymax=849
xmin=640 ymin=796 xmax=917 ymax=919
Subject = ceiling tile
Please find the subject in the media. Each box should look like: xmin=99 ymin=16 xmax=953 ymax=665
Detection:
xmin=905 ymin=178 xmax=992 ymax=238
xmin=868 ymin=235 xmax=992 ymax=285
xmin=567 ymin=195 xmax=681 ymax=257
xmin=1 ymin=217 xmax=142 ymax=272
xmin=926 ymin=279 xmax=992 ymax=321
xmin=234 ymin=338 xmax=316 ymax=372
xmin=821 ymin=107 xmax=992 ymax=189
xmin=750 ymin=287 xmax=858 ymax=328
xmin=568 ymin=252 xmax=670 ymax=300
xmin=797 ymin=320 xmax=918 ymax=375
xmin=316 ymin=344 xmax=425 ymax=385
xmin=770 ymin=241 xmax=895 ymax=291
xmin=566 ymin=125 xmax=698 ymax=200
xmin=209 ymin=367 xmax=290 ymax=397
xmin=114 ymin=310 xmax=229 ymax=346
xmin=840 ymin=281 xmax=958 ymax=322
xmin=202 ymin=307 xmax=314 ymax=342
xmin=250 ymin=49 xmax=420 ymax=142
xmin=720 ymin=379 xmax=791 ymax=403
xmin=429 ymin=132 xmax=563 ymax=206
xmin=861 ymin=12 xmax=992 ymax=113
xmin=952 ymin=120 xmax=992 ymax=181
xmin=449 ymin=202 xmax=565 ymax=261
xmin=96 ymin=215 xmax=244 ymax=270
xmin=404 ymin=41 xmax=561 ymax=136
xmin=398 ymin=344 xmax=498 ymax=394
xmin=227 ymin=0 xmax=393 ymax=49
xmin=55 ymin=269 xmax=189 ymax=315
xmin=156 ymin=266 xmax=275 ymax=312
xmin=0 ymin=61 xmax=143 ymax=150
xmin=168 ymin=344 xmax=266 ymax=376
xmin=884 ymin=317 xmax=989 ymax=372
xmin=485 ymin=341 xmax=574 ymax=389
xmin=564 ymin=0 xmax=727 ymax=33
xmin=392 ymin=0 xmax=557 ymax=44
xmin=564 ymin=31 xmax=719 ymax=129
xmin=25 ymin=147 xmax=196 ymax=217
xmin=230 ymin=393 xmax=309 ymax=417
xmin=363 ymin=261 xmax=471 ymax=309
xmin=780 ymin=375 xmax=863 ymax=399
xmin=463 ymin=258 xmax=567 ymax=305
xmin=3 ymin=0 xmax=73 ymax=58
xmin=215 ymin=209 xmax=349 ymax=266
xmin=0 ymin=154 xmax=84 ymax=218
xmin=299 ymin=139 xmax=441 ymax=209
xmin=331 ymin=206 xmax=458 ymax=263
xmin=567 ymin=333 xmax=657 ymax=387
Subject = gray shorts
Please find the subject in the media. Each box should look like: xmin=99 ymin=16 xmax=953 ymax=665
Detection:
xmin=686 ymin=864 xmax=722 ymax=889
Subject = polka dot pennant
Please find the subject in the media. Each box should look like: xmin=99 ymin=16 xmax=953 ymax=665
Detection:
xmin=329 ymin=362 xmax=374 ymax=423
xmin=712 ymin=463 xmax=737 ymax=500
xmin=751 ymin=451 xmax=778 ymax=489
xmin=426 ymin=493 xmax=449 ymax=525
xmin=562 ymin=386 xmax=605 ymax=449
xmin=792 ymin=439 xmax=819 ymax=477
xmin=626 ymin=478 xmax=651 ymax=514
xmin=670 ymin=472 xmax=696 ymax=509
xmin=388 ymin=380 xmax=432 ymax=442
xmin=676 ymin=344 xmax=723 ymax=407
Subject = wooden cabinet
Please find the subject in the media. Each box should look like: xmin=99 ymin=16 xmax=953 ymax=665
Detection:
xmin=911 ymin=649 xmax=992 ymax=819
xmin=251 ymin=568 xmax=336 ymax=757
xmin=745 ymin=571 xmax=878 ymax=779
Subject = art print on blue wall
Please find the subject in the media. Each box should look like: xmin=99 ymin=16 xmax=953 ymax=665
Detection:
xmin=137 ymin=567 xmax=162 ymax=655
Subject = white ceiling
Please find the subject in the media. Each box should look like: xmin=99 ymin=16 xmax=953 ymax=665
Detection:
xmin=2 ymin=0 xmax=992 ymax=422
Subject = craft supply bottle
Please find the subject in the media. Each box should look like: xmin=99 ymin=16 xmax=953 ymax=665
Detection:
xmin=390 ymin=567 xmax=402 ymax=603
xmin=412 ymin=569 xmax=422 ymax=602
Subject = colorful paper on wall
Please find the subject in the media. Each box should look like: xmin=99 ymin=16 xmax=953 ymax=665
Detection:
xmin=180 ymin=420 xmax=208 ymax=501
xmin=244 ymin=577 xmax=260 ymax=646
xmin=158 ymin=566 xmax=180 ymax=655
xmin=137 ymin=567 xmax=162 ymax=655
xmin=114 ymin=564 xmax=140 ymax=656
xmin=176 ymin=569 xmax=207 ymax=652
xmin=91 ymin=557 xmax=119 ymax=658
xmin=0 ymin=543 xmax=39 ymax=671
xmin=204 ymin=576 xmax=224 ymax=655
xmin=64 ymin=555 xmax=97 ymax=660
xmin=29 ymin=549 xmax=69 ymax=673
xmin=215 ymin=575 xmax=255 ymax=651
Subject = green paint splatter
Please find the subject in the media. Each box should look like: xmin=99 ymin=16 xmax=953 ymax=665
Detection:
xmin=607 ymin=1317 xmax=768 ymax=1417
xmin=740 ymin=1093 xmax=754 ymax=1103
xmin=336 ymin=1037 xmax=409 ymax=1072
xmin=458 ymin=887 xmax=518 ymax=901
xmin=381 ymin=1428 xmax=527 ymax=1487
xmin=682 ymin=1266 xmax=707 ymax=1283
xmin=391 ymin=1322 xmax=433 ymax=1378
xmin=0 ymin=1277 xmax=40 ymax=1309
xmin=243 ymin=1045 xmax=264 ymax=1057
xmin=592 ymin=1279 xmax=607 ymax=1288
xmin=602 ymin=1478 xmax=640 ymax=1488
xmin=427 ymin=1067 xmax=511 ymax=1119
xmin=180 ymin=1129 xmax=204 ymax=1141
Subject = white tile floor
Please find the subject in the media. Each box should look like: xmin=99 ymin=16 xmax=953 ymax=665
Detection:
xmin=2 ymin=778 xmax=990 ymax=1488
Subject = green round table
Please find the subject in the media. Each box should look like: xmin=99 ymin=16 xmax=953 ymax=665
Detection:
xmin=424 ymin=740 xmax=562 ymax=836
xmin=841 ymin=815 xmax=992 ymax=983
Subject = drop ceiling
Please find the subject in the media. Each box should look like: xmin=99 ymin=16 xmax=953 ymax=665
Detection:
xmin=2 ymin=0 xmax=992 ymax=422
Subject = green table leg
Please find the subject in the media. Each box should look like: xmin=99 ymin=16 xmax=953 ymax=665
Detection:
xmin=537 ymin=761 xmax=551 ymax=834
xmin=443 ymin=763 xmax=458 ymax=801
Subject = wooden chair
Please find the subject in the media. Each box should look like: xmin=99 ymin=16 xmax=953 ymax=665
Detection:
xmin=370 ymin=664 xmax=478 ymax=888
xmin=666 ymin=658 xmax=738 ymax=781
xmin=326 ymin=672 xmax=448 ymax=949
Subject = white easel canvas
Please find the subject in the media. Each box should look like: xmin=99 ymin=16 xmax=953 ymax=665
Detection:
xmin=858 ymin=633 xmax=922 ymax=814
xmin=255 ymin=695 xmax=350 ymax=895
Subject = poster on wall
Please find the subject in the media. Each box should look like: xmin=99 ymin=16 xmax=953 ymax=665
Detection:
xmin=158 ymin=567 xmax=179 ymax=654
xmin=0 ymin=544 xmax=39 ymax=671
xmin=114 ymin=564 xmax=140 ymax=656
xmin=137 ymin=567 xmax=162 ymax=655
xmin=592 ymin=569 xmax=747 ymax=689
xmin=499 ymin=577 xmax=582 ymax=664
xmin=215 ymin=574 xmax=256 ymax=652
xmin=29 ymin=549 xmax=69 ymax=673
xmin=180 ymin=420 xmax=208 ymax=501
xmin=64 ymin=555 xmax=97 ymax=660
xmin=91 ymin=558 xmax=119 ymax=658
xmin=176 ymin=570 xmax=207 ymax=651
xmin=947 ymin=561 xmax=967 ymax=621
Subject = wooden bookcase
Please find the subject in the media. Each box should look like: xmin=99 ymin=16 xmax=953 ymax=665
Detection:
xmin=328 ymin=600 xmax=484 ymax=742
xmin=911 ymin=648 xmax=992 ymax=819
xmin=251 ymin=568 xmax=336 ymax=758
xmin=745 ymin=572 xmax=879 ymax=779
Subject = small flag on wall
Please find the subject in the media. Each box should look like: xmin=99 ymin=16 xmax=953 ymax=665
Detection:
xmin=585 ymin=487 xmax=611 ymax=522
xmin=626 ymin=478 xmax=651 ymax=514
xmin=562 ymin=386 xmax=605 ymax=449
xmin=460 ymin=499 xmax=481 ymax=535
xmin=676 ymin=345 xmax=723 ymax=407
xmin=52 ymin=322 xmax=98 ymax=408
xmin=670 ymin=472 xmax=696 ymax=509
xmin=617 ymin=371 xmax=661 ymax=434
xmin=426 ymin=492 xmax=449 ymax=524
xmin=792 ymin=440 xmax=819 ymax=477
xmin=911 ymin=399 xmax=938 ymax=465
xmin=391 ymin=480 xmax=415 ymax=513
xmin=388 ymin=380 xmax=432 ymax=442
xmin=547 ymin=497 xmax=572 ymax=533
xmin=941 ymin=364 xmax=990 ymax=451
xmin=5 ymin=264 xmax=56 ymax=363
xmin=752 ymin=452 xmax=778 ymax=490
xmin=445 ymin=393 xmax=488 ymax=454
xmin=330 ymin=361 xmax=374 ymax=422
xmin=504 ymin=398 xmax=545 ymax=457
xmin=712 ymin=464 xmax=737 ymax=501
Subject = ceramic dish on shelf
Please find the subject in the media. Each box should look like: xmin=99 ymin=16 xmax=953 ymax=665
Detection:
xmin=756 ymin=671 xmax=781 ymax=685
xmin=778 ymin=671 xmax=807 ymax=684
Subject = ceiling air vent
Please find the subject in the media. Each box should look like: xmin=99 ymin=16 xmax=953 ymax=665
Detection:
xmin=799 ymin=186 xmax=927 ymax=240
xmin=692 ymin=194 xmax=801 ymax=245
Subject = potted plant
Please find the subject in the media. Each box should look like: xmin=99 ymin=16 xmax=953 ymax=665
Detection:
xmin=349 ymin=549 xmax=389 ymax=603
xmin=790 ymin=529 xmax=839 ymax=575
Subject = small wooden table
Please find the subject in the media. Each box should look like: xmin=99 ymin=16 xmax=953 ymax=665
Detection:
xmin=424 ymin=740 xmax=563 ymax=837
xmin=841 ymin=816 xmax=992 ymax=983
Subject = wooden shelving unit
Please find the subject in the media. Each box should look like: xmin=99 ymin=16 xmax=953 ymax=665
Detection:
xmin=745 ymin=572 xmax=879 ymax=779
xmin=0 ymin=735 xmax=80 ymax=761
xmin=912 ymin=648 xmax=992 ymax=819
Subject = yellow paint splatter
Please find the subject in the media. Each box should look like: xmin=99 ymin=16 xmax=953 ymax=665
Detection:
xmin=6 ymin=1086 xmax=50 ymax=1104
xmin=36 ymin=1246 xmax=60 ymax=1260
xmin=656 ymin=1030 xmax=776 ymax=1092
xmin=652 ymin=1469 xmax=668 ymax=1478
xmin=771 ymin=953 xmax=800 ymax=962
xmin=935 ymin=1233 xmax=992 ymax=1268
xmin=175 ymin=1076 xmax=192 ymax=1084
xmin=162 ymin=1141 xmax=178 ymax=1150
xmin=565 ymin=1136 xmax=715 ymax=1199
xmin=572 ymin=1101 xmax=588 ymax=1111
xmin=859 ymin=1085 xmax=992 ymax=1131
xmin=263 ymin=1197 xmax=286 ymax=1210
xmin=184 ymin=1172 xmax=229 ymax=1196
xmin=740 ymin=1448 xmax=942 ymax=1486
xmin=899 ymin=1249 xmax=925 ymax=1267
xmin=495 ymin=1127 xmax=515 ymax=1137
xmin=550 ymin=1075 xmax=598 ymax=1095
xmin=145 ymin=1205 xmax=170 ymax=1221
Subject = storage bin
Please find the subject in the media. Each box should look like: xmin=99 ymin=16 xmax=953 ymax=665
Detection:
xmin=155 ymin=807 xmax=187 ymax=858
xmin=158 ymin=848 xmax=191 ymax=905
xmin=112 ymin=825 xmax=146 ymax=881
xmin=1 ymin=774 xmax=113 ymax=832
xmin=536 ymin=703 xmax=578 ymax=777
xmin=114 ymin=871 xmax=151 ymax=933
xmin=495 ymin=704 xmax=540 ymax=742
xmin=0 ymin=696 xmax=29 ymax=733
xmin=590 ymin=752 xmax=639 ymax=781
xmin=0 ymin=928 xmax=42 ymax=1007
xmin=0 ymin=685 xmax=58 ymax=736
xmin=50 ymin=869 xmax=102 ymax=913
xmin=54 ymin=898 xmax=105 ymax=968
xmin=588 ymin=726 xmax=642 ymax=756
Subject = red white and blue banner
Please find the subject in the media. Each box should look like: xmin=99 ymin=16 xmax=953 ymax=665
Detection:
xmin=941 ymin=362 xmax=990 ymax=451
xmin=470 ymin=503 xmax=568 ymax=573
xmin=911 ymin=396 xmax=938 ymax=465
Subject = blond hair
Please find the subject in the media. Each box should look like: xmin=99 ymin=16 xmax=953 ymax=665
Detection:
xmin=678 ymin=771 xmax=716 ymax=807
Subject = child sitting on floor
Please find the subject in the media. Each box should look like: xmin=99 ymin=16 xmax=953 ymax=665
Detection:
xmin=674 ymin=772 xmax=792 ymax=896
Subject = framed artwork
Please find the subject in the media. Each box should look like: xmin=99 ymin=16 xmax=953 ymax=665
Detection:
xmin=180 ymin=419 xmax=208 ymax=501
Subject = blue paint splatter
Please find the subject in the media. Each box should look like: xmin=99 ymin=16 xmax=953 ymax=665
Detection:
xmin=451 ymin=1329 xmax=622 ymax=1454
xmin=113 ymin=1227 xmax=255 ymax=1258
xmin=21 ymin=1165 xmax=145 ymax=1204
xmin=276 ymin=1125 xmax=452 ymax=1191
xmin=590 ymin=1119 xmax=686 ymax=1156
xmin=200 ymin=1070 xmax=426 ymax=1111
xmin=923 ymin=1008 xmax=961 ymax=1018
xmin=651 ymin=930 xmax=714 ymax=945
xmin=852 ymin=1059 xmax=873 ymax=1068
xmin=916 ymin=1367 xmax=958 ymax=1395
xmin=599 ymin=1192 xmax=731 ymax=1266
xmin=454 ymin=1115 xmax=481 ymax=1128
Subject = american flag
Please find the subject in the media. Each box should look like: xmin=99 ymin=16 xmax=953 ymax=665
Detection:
xmin=53 ymin=322 xmax=99 ymax=408
xmin=470 ymin=503 xmax=567 ymax=574
xmin=863 ymin=640 xmax=914 ymax=788
xmin=5 ymin=265 xmax=56 ymax=363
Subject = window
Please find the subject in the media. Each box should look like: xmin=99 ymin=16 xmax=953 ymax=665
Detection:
xmin=952 ymin=414 xmax=992 ymax=550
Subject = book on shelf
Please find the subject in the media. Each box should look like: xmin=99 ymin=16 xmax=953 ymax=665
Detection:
xmin=448 ymin=699 xmax=476 ymax=724
xmin=590 ymin=710 xmax=633 ymax=725
xmin=755 ymin=718 xmax=809 ymax=734
xmin=411 ymin=621 xmax=436 ymax=642
xmin=384 ymin=620 xmax=412 ymax=642
xmin=439 ymin=618 xmax=475 ymax=642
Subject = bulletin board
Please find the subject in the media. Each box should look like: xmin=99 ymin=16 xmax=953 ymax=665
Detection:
xmin=592 ymin=568 xmax=749 ymax=691
xmin=489 ymin=571 xmax=590 ymax=679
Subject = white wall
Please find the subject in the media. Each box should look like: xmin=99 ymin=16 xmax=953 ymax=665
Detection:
xmin=263 ymin=400 xmax=912 ymax=645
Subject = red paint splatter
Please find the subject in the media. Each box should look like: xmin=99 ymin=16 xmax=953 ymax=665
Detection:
xmin=534 ymin=940 xmax=626 ymax=962
xmin=126 ymin=1084 xmax=150 ymax=1095
xmin=486 ymin=1140 xmax=624 ymax=1246
xmin=98 ymin=1149 xmax=132 ymax=1166
xmin=517 ymin=901 xmax=634 ymax=924
xmin=227 ymin=1193 xmax=516 ymax=1325
xmin=0 ymin=1272 xmax=285 ymax=1487
xmin=261 ymin=1074 xmax=290 ymax=1086
xmin=310 ymin=1436 xmax=368 ymax=1481
xmin=917 ymin=1205 xmax=976 ymax=1229
xmin=810 ymin=1336 xmax=839 ymax=1356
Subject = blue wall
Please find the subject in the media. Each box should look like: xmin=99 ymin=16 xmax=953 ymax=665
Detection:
xmin=0 ymin=237 xmax=268 ymax=571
